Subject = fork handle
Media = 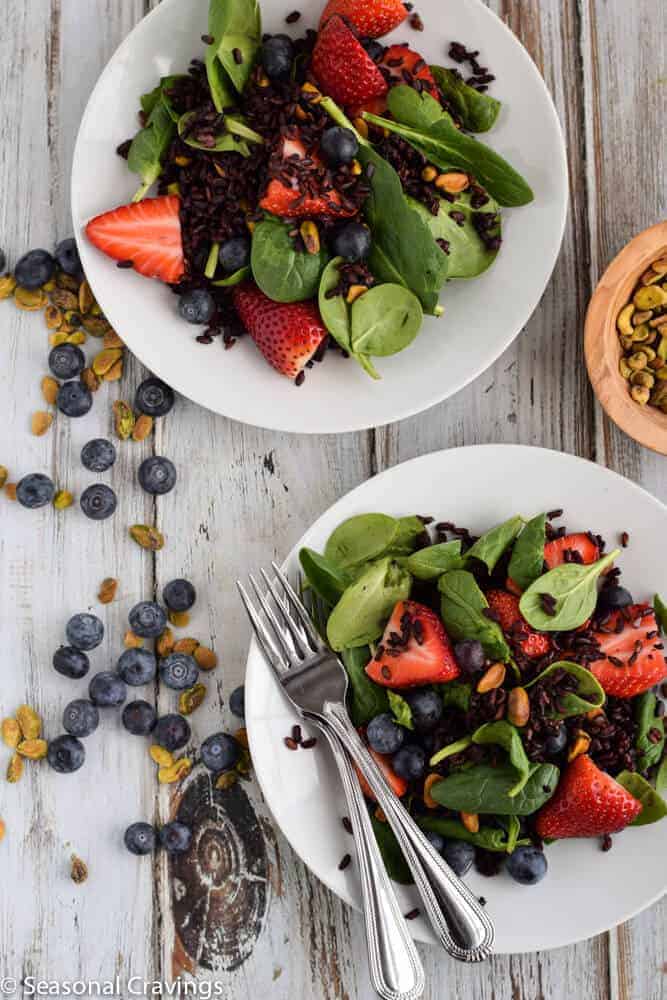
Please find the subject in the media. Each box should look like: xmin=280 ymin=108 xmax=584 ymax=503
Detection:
xmin=318 ymin=725 xmax=425 ymax=1000
xmin=320 ymin=702 xmax=495 ymax=963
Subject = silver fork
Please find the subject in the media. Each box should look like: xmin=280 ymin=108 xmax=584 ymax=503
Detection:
xmin=238 ymin=563 xmax=495 ymax=966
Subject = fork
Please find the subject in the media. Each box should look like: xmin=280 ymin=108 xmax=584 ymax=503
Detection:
xmin=238 ymin=563 xmax=495 ymax=965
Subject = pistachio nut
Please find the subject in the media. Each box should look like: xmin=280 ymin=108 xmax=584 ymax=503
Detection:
xmin=49 ymin=332 xmax=68 ymax=347
xmin=53 ymin=490 xmax=74 ymax=510
xmin=630 ymin=370 xmax=654 ymax=389
xmin=627 ymin=351 xmax=648 ymax=371
xmin=82 ymin=316 xmax=112 ymax=338
xmin=168 ymin=610 xmax=190 ymax=628
xmin=194 ymin=645 xmax=217 ymax=671
xmin=178 ymin=684 xmax=206 ymax=716
xmin=460 ymin=811 xmax=480 ymax=834
xmin=173 ymin=637 xmax=199 ymax=655
xmin=4 ymin=484 xmax=17 ymax=501
xmin=50 ymin=288 xmax=79 ymax=312
xmin=81 ymin=367 xmax=101 ymax=393
xmin=124 ymin=630 xmax=143 ymax=649
xmin=156 ymin=628 xmax=175 ymax=658
xmin=103 ymin=359 xmax=123 ymax=382
xmin=98 ymin=577 xmax=118 ymax=604
xmin=14 ymin=286 xmax=47 ymax=311
xmin=17 ymin=739 xmax=48 ymax=760
xmin=132 ymin=414 xmax=154 ymax=442
xmin=634 ymin=285 xmax=667 ymax=311
xmin=215 ymin=771 xmax=238 ymax=790
xmin=129 ymin=524 xmax=165 ymax=550
xmin=0 ymin=275 xmax=17 ymax=300
xmin=102 ymin=329 xmax=124 ymax=349
xmin=1 ymin=718 xmax=21 ymax=749
xmin=56 ymin=271 xmax=80 ymax=292
xmin=92 ymin=348 xmax=123 ymax=378
xmin=631 ymin=385 xmax=650 ymax=405
xmin=158 ymin=758 xmax=192 ymax=784
xmin=423 ymin=773 xmax=441 ymax=809
xmin=149 ymin=745 xmax=174 ymax=767
xmin=41 ymin=376 xmax=59 ymax=405
xmin=507 ymin=687 xmax=530 ymax=727
xmin=619 ymin=358 xmax=632 ymax=379
xmin=16 ymin=705 xmax=41 ymax=740
xmin=113 ymin=400 xmax=134 ymax=440
xmin=567 ymin=730 xmax=591 ymax=762
xmin=0 ymin=466 xmax=7 ymax=489
xmin=78 ymin=280 xmax=94 ymax=314
xmin=476 ymin=662 xmax=506 ymax=693
xmin=44 ymin=305 xmax=63 ymax=330
xmin=300 ymin=221 xmax=320 ymax=255
xmin=31 ymin=411 xmax=53 ymax=437
xmin=7 ymin=753 xmax=23 ymax=784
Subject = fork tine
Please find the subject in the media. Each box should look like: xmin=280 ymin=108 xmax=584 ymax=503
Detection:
xmin=236 ymin=581 xmax=290 ymax=674
xmin=248 ymin=573 xmax=301 ymax=662
xmin=260 ymin=569 xmax=311 ymax=657
xmin=271 ymin=561 xmax=326 ymax=650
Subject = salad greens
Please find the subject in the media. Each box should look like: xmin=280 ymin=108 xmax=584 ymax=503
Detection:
xmin=128 ymin=98 xmax=175 ymax=202
xmin=616 ymin=772 xmax=667 ymax=827
xmin=430 ymin=762 xmax=559 ymax=816
xmin=431 ymin=721 xmax=532 ymax=797
xmin=326 ymin=557 xmax=411 ymax=651
xmin=299 ymin=548 xmax=351 ymax=606
xmin=438 ymin=569 xmax=510 ymax=661
xmin=418 ymin=815 xmax=531 ymax=854
xmin=205 ymin=0 xmax=261 ymax=102
xmin=399 ymin=540 xmax=462 ymax=580
xmin=634 ymin=692 xmax=665 ymax=771
xmin=251 ymin=220 xmax=330 ymax=303
xmin=654 ymin=594 xmax=667 ymax=633
xmin=408 ymin=192 xmax=501 ymax=280
xmin=463 ymin=514 xmax=524 ymax=573
xmin=388 ymin=690 xmax=414 ymax=730
xmin=507 ymin=513 xmax=547 ymax=591
xmin=430 ymin=66 xmax=501 ymax=133
xmin=371 ymin=816 xmax=413 ymax=884
xmin=519 ymin=549 xmax=621 ymax=631
xmin=526 ymin=663 xmax=606 ymax=719
xmin=324 ymin=513 xmax=410 ymax=570
xmin=341 ymin=646 xmax=388 ymax=727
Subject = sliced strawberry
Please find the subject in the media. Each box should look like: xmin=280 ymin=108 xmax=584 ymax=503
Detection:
xmin=319 ymin=0 xmax=408 ymax=38
xmin=379 ymin=44 xmax=438 ymax=96
xmin=85 ymin=195 xmax=184 ymax=284
xmin=544 ymin=533 xmax=599 ymax=570
xmin=486 ymin=589 xmax=551 ymax=659
xmin=259 ymin=133 xmax=356 ymax=219
xmin=232 ymin=284 xmax=327 ymax=380
xmin=356 ymin=748 xmax=408 ymax=801
xmin=348 ymin=95 xmax=391 ymax=120
xmin=365 ymin=600 xmax=460 ymax=689
xmin=535 ymin=754 xmax=642 ymax=839
xmin=506 ymin=577 xmax=523 ymax=596
xmin=311 ymin=15 xmax=388 ymax=108
xmin=590 ymin=604 xmax=667 ymax=698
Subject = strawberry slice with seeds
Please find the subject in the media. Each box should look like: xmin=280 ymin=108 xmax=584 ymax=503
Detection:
xmin=85 ymin=195 xmax=184 ymax=284
xmin=356 ymin=748 xmax=408 ymax=801
xmin=535 ymin=754 xmax=642 ymax=839
xmin=544 ymin=532 xmax=599 ymax=570
xmin=232 ymin=284 xmax=327 ymax=381
xmin=259 ymin=133 xmax=356 ymax=219
xmin=380 ymin=43 xmax=438 ymax=94
xmin=312 ymin=15 xmax=389 ymax=108
xmin=365 ymin=600 xmax=460 ymax=689
xmin=590 ymin=604 xmax=667 ymax=698
xmin=319 ymin=0 xmax=408 ymax=38
xmin=486 ymin=589 xmax=551 ymax=659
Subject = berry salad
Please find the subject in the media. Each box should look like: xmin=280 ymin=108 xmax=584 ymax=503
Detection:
xmin=85 ymin=0 xmax=534 ymax=385
xmin=299 ymin=511 xmax=667 ymax=886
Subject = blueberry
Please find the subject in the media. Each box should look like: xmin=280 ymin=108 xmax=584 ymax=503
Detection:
xmin=219 ymin=236 xmax=251 ymax=274
xmin=124 ymin=822 xmax=157 ymax=856
xmin=506 ymin=845 xmax=548 ymax=885
xmin=201 ymin=732 xmax=239 ymax=772
xmin=405 ymin=689 xmax=443 ymax=732
xmin=49 ymin=343 xmax=85 ymax=380
xmin=53 ymin=646 xmax=90 ymax=680
xmin=128 ymin=601 xmax=167 ymax=638
xmin=544 ymin=723 xmax=568 ymax=756
xmin=159 ymin=821 xmax=193 ymax=854
xmin=47 ymin=734 xmax=85 ymax=774
xmin=117 ymin=648 xmax=157 ymax=686
xmin=362 ymin=39 xmax=385 ymax=62
xmin=178 ymin=289 xmax=215 ymax=325
xmin=89 ymin=671 xmax=127 ymax=708
xmin=598 ymin=585 xmax=634 ymax=612
xmin=160 ymin=653 xmax=199 ymax=690
xmin=57 ymin=379 xmax=93 ymax=417
xmin=135 ymin=377 xmax=175 ymax=417
xmin=153 ymin=714 xmax=191 ymax=751
xmin=441 ymin=839 xmax=475 ymax=877
xmin=54 ymin=238 xmax=82 ymax=276
xmin=229 ymin=685 xmax=245 ymax=719
xmin=163 ymin=578 xmax=196 ymax=613
xmin=62 ymin=699 xmax=99 ymax=738
xmin=392 ymin=744 xmax=425 ymax=782
xmin=261 ymin=34 xmax=294 ymax=80
xmin=16 ymin=473 xmax=55 ymax=509
xmin=122 ymin=700 xmax=157 ymax=736
xmin=138 ymin=456 xmax=177 ymax=496
xmin=15 ymin=249 xmax=55 ymax=290
xmin=331 ymin=222 xmax=372 ymax=262
xmin=66 ymin=612 xmax=104 ymax=651
xmin=81 ymin=438 xmax=116 ymax=473
xmin=423 ymin=830 xmax=445 ymax=854
xmin=80 ymin=484 xmax=117 ymax=521
xmin=367 ymin=713 xmax=405 ymax=755
xmin=320 ymin=127 xmax=359 ymax=167
xmin=453 ymin=639 xmax=486 ymax=674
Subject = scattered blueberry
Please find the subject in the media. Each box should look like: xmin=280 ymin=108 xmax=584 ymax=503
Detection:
xmin=405 ymin=689 xmax=443 ymax=731
xmin=80 ymin=484 xmax=117 ymax=520
xmin=89 ymin=671 xmax=127 ymax=708
xmin=48 ymin=343 xmax=85 ymax=380
xmin=200 ymin=732 xmax=239 ymax=772
xmin=16 ymin=473 xmax=55 ymax=509
xmin=81 ymin=438 xmax=116 ymax=473
xmin=57 ymin=379 xmax=93 ymax=418
xmin=163 ymin=578 xmax=196 ymax=613
xmin=506 ymin=846 xmax=548 ymax=885
xmin=122 ymin=700 xmax=157 ymax=736
xmin=160 ymin=653 xmax=199 ymax=690
xmin=392 ymin=744 xmax=426 ymax=782
xmin=453 ymin=639 xmax=486 ymax=673
xmin=229 ymin=685 xmax=245 ymax=719
xmin=331 ymin=222 xmax=372 ymax=262
xmin=66 ymin=612 xmax=104 ymax=651
xmin=544 ymin=723 xmax=568 ymax=756
xmin=219 ymin=236 xmax=251 ymax=274
xmin=138 ymin=456 xmax=177 ymax=496
xmin=135 ymin=377 xmax=175 ymax=418
xmin=321 ymin=127 xmax=359 ymax=167
xmin=598 ymin=585 xmax=634 ymax=612
xmin=441 ymin=839 xmax=475 ymax=877
xmin=128 ymin=601 xmax=167 ymax=638
xmin=15 ymin=249 xmax=55 ymax=290
xmin=367 ymin=713 xmax=405 ymax=755
xmin=153 ymin=714 xmax=191 ymax=751
xmin=62 ymin=699 xmax=99 ymax=738
xmin=178 ymin=289 xmax=215 ymax=325
xmin=159 ymin=821 xmax=193 ymax=854
xmin=423 ymin=830 xmax=445 ymax=854
xmin=54 ymin=237 xmax=82 ymax=276
xmin=124 ymin=822 xmax=157 ymax=856
xmin=47 ymin=734 xmax=85 ymax=774
xmin=362 ymin=39 xmax=385 ymax=61
xmin=53 ymin=646 xmax=90 ymax=680
xmin=117 ymin=648 xmax=157 ymax=686
xmin=262 ymin=34 xmax=294 ymax=80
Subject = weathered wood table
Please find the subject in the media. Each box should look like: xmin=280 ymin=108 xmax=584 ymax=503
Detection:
xmin=1 ymin=1 xmax=665 ymax=997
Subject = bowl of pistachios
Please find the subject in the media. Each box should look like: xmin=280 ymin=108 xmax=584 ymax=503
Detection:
xmin=585 ymin=221 xmax=667 ymax=455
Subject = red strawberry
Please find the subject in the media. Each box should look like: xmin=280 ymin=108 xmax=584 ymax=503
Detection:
xmin=232 ymin=284 xmax=327 ymax=380
xmin=259 ymin=134 xmax=355 ymax=219
xmin=544 ymin=532 xmax=599 ymax=570
xmin=486 ymin=589 xmax=551 ymax=659
xmin=319 ymin=0 xmax=408 ymax=38
xmin=506 ymin=577 xmax=523 ymax=596
xmin=365 ymin=600 xmax=460 ymax=689
xmin=535 ymin=754 xmax=642 ymax=839
xmin=311 ymin=15 xmax=388 ymax=108
xmin=380 ymin=44 xmax=438 ymax=95
xmin=85 ymin=195 xmax=184 ymax=284
xmin=590 ymin=604 xmax=667 ymax=698
xmin=356 ymin=748 xmax=408 ymax=801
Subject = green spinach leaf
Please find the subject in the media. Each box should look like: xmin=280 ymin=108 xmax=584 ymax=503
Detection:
xmin=299 ymin=547 xmax=351 ymax=607
xmin=212 ymin=266 xmax=250 ymax=287
xmin=429 ymin=735 xmax=473 ymax=765
xmin=342 ymin=646 xmax=388 ymax=726
xmin=526 ymin=662 xmax=606 ymax=719
xmin=657 ymin=757 xmax=667 ymax=798
xmin=463 ymin=515 xmax=524 ymax=573
xmin=251 ymin=220 xmax=329 ymax=303
xmin=507 ymin=513 xmax=547 ymax=591
xmin=388 ymin=690 xmax=414 ymax=730
xmin=438 ymin=569 xmax=510 ymax=660
xmin=325 ymin=514 xmax=400 ymax=570
xmin=400 ymin=540 xmax=462 ymax=580
xmin=471 ymin=721 xmax=531 ymax=797
xmin=206 ymin=0 xmax=261 ymax=97
xmin=654 ymin=593 xmax=667 ymax=633
xmin=615 ymin=771 xmax=667 ymax=827
xmin=408 ymin=192 xmax=501 ymax=279
xmin=319 ymin=257 xmax=353 ymax=352
xmin=177 ymin=112 xmax=250 ymax=155
xmin=371 ymin=816 xmax=413 ymax=884
xmin=635 ymin=692 xmax=665 ymax=771
xmin=440 ymin=680 xmax=472 ymax=712
xmin=127 ymin=100 xmax=175 ymax=202
xmin=158 ymin=76 xmax=188 ymax=123
xmin=519 ymin=549 xmax=620 ymax=632
xmin=140 ymin=84 xmax=162 ymax=117
xmin=350 ymin=284 xmax=423 ymax=357
xmin=388 ymin=516 xmax=425 ymax=556
xmin=430 ymin=66 xmax=501 ymax=133
xmin=327 ymin=558 xmax=412 ymax=651
xmin=430 ymin=761 xmax=559 ymax=816
xmin=418 ymin=815 xmax=531 ymax=853
xmin=504 ymin=815 xmax=521 ymax=854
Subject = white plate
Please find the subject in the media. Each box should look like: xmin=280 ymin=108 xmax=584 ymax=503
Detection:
xmin=245 ymin=446 xmax=667 ymax=952
xmin=71 ymin=0 xmax=568 ymax=434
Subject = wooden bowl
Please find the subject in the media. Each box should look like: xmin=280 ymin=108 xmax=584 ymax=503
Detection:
xmin=585 ymin=221 xmax=667 ymax=455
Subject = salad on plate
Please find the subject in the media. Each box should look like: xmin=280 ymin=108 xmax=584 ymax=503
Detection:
xmin=84 ymin=0 xmax=534 ymax=384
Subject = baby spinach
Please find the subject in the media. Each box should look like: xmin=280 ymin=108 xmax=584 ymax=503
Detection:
xmin=388 ymin=690 xmax=414 ymax=730
xmin=327 ymin=558 xmax=412 ymax=651
xmin=429 ymin=735 xmax=473 ymax=766
xmin=408 ymin=192 xmax=501 ymax=280
xmin=507 ymin=513 xmax=547 ymax=592
xmin=654 ymin=593 xmax=667 ymax=633
xmin=206 ymin=0 xmax=262 ymax=97
xmin=158 ymin=76 xmax=188 ymax=123
xmin=657 ymin=758 xmax=667 ymax=798
xmin=418 ymin=815 xmax=531 ymax=853
xmin=299 ymin=547 xmax=351 ymax=607
xmin=635 ymin=692 xmax=665 ymax=771
xmin=350 ymin=284 xmax=423 ymax=358
xmin=440 ymin=680 xmax=472 ymax=712
xmin=251 ymin=220 xmax=329 ymax=303
xmin=127 ymin=100 xmax=175 ymax=202
xmin=615 ymin=771 xmax=667 ymax=827
xmin=463 ymin=515 xmax=524 ymax=573
xmin=504 ymin=815 xmax=521 ymax=855
xmin=177 ymin=112 xmax=251 ymax=156
xmin=324 ymin=514 xmax=400 ymax=570
xmin=471 ymin=721 xmax=531 ymax=797
xmin=342 ymin=646 xmax=388 ymax=726
xmin=388 ymin=516 xmax=425 ymax=555
xmin=140 ymin=84 xmax=162 ymax=117
xmin=519 ymin=549 xmax=620 ymax=632
xmin=438 ymin=570 xmax=510 ymax=661
xmin=319 ymin=258 xmax=353 ymax=353
xmin=526 ymin=662 xmax=606 ymax=719
xmin=430 ymin=66 xmax=501 ymax=133
xmin=371 ymin=816 xmax=413 ymax=884
xmin=400 ymin=540 xmax=462 ymax=580
xmin=212 ymin=266 xmax=250 ymax=287
xmin=430 ymin=761 xmax=559 ymax=816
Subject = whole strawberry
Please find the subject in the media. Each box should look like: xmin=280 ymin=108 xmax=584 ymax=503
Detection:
xmin=232 ymin=285 xmax=327 ymax=381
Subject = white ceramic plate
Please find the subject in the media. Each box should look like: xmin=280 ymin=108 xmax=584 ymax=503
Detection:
xmin=245 ymin=446 xmax=667 ymax=952
xmin=71 ymin=0 xmax=568 ymax=434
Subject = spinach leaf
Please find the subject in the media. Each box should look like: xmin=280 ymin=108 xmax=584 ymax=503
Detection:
xmin=140 ymin=84 xmax=162 ymax=117
xmin=657 ymin=757 xmax=667 ymax=798
xmin=127 ymin=100 xmax=175 ymax=202
xmin=212 ymin=266 xmax=250 ymax=287
xmin=319 ymin=257 xmax=353 ymax=352
xmin=408 ymin=192 xmax=501 ymax=280
xmin=463 ymin=515 xmax=524 ymax=574
xmin=157 ymin=75 xmax=188 ymax=123
xmin=429 ymin=735 xmax=473 ymax=765
xmin=177 ymin=112 xmax=251 ymax=156
xmin=371 ymin=816 xmax=413 ymax=884
xmin=350 ymin=284 xmax=423 ymax=357
xmin=418 ymin=815 xmax=531 ymax=853
xmin=400 ymin=540 xmax=462 ymax=580
xmin=327 ymin=558 xmax=412 ymax=651
xmin=471 ymin=721 xmax=531 ymax=797
xmin=388 ymin=690 xmax=414 ymax=730
xmin=430 ymin=66 xmax=501 ymax=133
xmin=440 ymin=680 xmax=472 ymax=712
xmin=430 ymin=761 xmax=559 ymax=816
xmin=654 ymin=594 xmax=667 ymax=633
xmin=325 ymin=514 xmax=399 ymax=570
xmin=508 ymin=513 xmax=547 ymax=592
xmin=299 ymin=547 xmax=351 ymax=607
xmin=519 ymin=549 xmax=620 ymax=632
xmin=388 ymin=515 xmax=425 ymax=556
xmin=206 ymin=0 xmax=261 ymax=97
xmin=635 ymin=692 xmax=665 ymax=771
xmin=526 ymin=662 xmax=606 ymax=719
xmin=342 ymin=646 xmax=388 ymax=726
xmin=206 ymin=50 xmax=237 ymax=113
xmin=615 ymin=771 xmax=667 ymax=827
xmin=438 ymin=569 xmax=510 ymax=661
xmin=251 ymin=220 xmax=329 ymax=303
xmin=504 ymin=815 xmax=521 ymax=854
